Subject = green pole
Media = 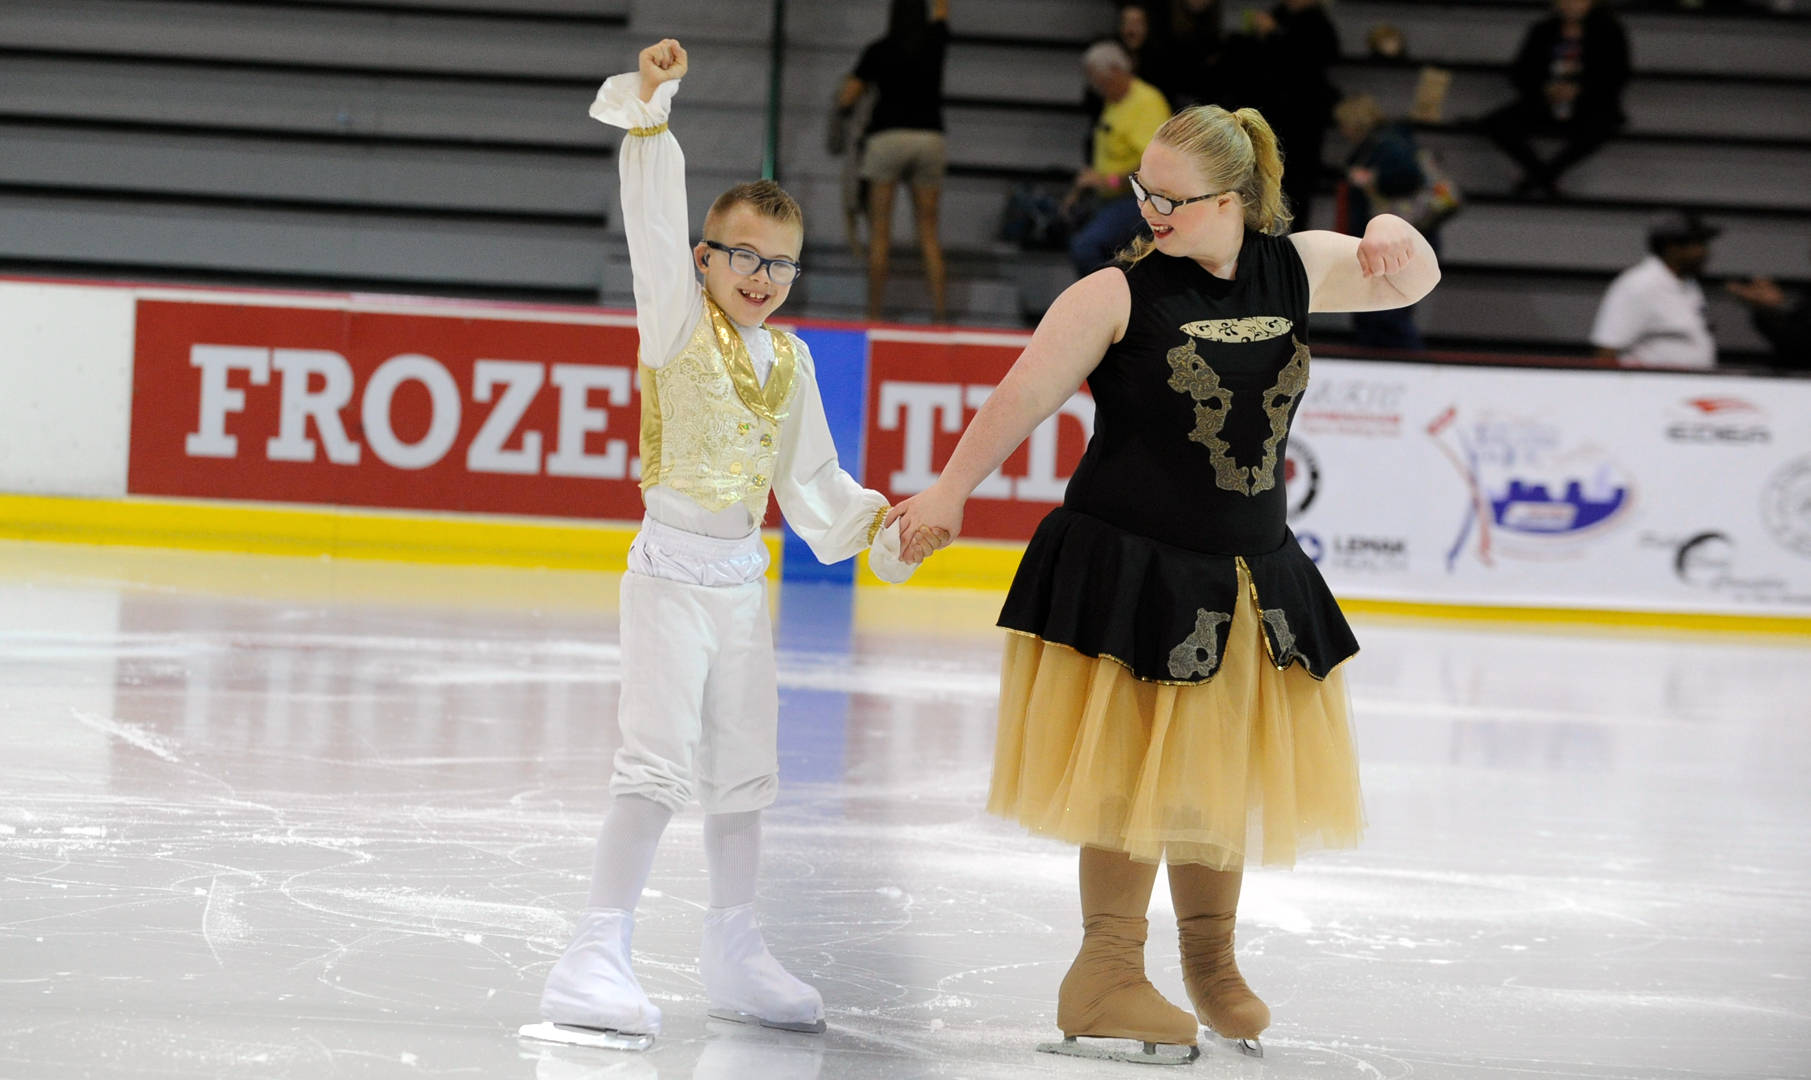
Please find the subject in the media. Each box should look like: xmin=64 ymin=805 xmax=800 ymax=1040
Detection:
xmin=762 ymin=0 xmax=786 ymax=181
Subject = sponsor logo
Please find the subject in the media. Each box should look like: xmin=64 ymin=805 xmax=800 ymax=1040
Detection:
xmin=1283 ymin=437 xmax=1319 ymax=519
xmin=1637 ymin=529 xmax=1811 ymax=606
xmin=1295 ymin=530 xmax=1409 ymax=574
xmin=1762 ymin=455 xmax=1811 ymax=559
xmin=1672 ymin=530 xmax=1736 ymax=588
xmin=864 ymin=336 xmax=1094 ymax=540
xmin=1427 ymin=406 xmax=1635 ymax=570
xmin=129 ymin=300 xmax=649 ymax=519
xmin=1664 ymin=396 xmax=1770 ymax=445
xmin=1295 ymin=376 xmax=1407 ymax=438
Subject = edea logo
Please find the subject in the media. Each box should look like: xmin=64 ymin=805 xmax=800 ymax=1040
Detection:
xmin=1665 ymin=396 xmax=1770 ymax=445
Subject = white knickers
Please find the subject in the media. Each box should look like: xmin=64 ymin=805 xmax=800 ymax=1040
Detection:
xmin=611 ymin=517 xmax=779 ymax=814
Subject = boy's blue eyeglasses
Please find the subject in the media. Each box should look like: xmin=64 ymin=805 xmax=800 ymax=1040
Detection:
xmin=1128 ymin=173 xmax=1229 ymax=216
xmin=703 ymin=240 xmax=802 ymax=285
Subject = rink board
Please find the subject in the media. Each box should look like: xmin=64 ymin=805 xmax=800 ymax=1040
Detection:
xmin=1 ymin=275 xmax=1808 ymax=623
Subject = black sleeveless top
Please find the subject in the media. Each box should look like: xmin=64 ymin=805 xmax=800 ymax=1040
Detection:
xmin=998 ymin=232 xmax=1358 ymax=684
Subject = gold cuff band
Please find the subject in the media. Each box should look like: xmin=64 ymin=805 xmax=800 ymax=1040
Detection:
xmin=867 ymin=506 xmax=890 ymax=546
xmin=627 ymin=122 xmax=669 ymax=137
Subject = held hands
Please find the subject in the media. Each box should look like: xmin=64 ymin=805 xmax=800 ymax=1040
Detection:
xmin=638 ymin=39 xmax=688 ymax=103
xmin=1355 ymin=213 xmax=1420 ymax=278
xmin=884 ymin=483 xmax=965 ymax=564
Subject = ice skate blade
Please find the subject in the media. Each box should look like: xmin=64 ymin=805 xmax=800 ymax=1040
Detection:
xmin=706 ymin=1008 xmax=827 ymax=1034
xmin=1222 ymin=1035 xmax=1264 ymax=1059
xmin=1035 ymin=1036 xmax=1200 ymax=1065
xmin=518 ymin=1021 xmax=655 ymax=1052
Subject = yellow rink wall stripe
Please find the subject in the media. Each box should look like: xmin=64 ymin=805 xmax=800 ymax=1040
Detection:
xmin=855 ymin=533 xmax=1811 ymax=637
xmin=4 ymin=492 xmax=1808 ymax=636
xmin=0 ymin=492 xmax=778 ymax=575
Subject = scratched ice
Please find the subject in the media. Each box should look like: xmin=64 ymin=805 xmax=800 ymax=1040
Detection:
xmin=2 ymin=542 xmax=1809 ymax=1079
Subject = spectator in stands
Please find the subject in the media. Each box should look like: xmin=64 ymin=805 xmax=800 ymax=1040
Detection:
xmin=1479 ymin=0 xmax=1630 ymax=200
xmin=1168 ymin=0 xmax=1226 ymax=106
xmin=1727 ymin=248 xmax=1811 ymax=371
xmin=839 ymin=0 xmax=952 ymax=323
xmin=1216 ymin=0 xmax=1342 ymax=228
xmin=1591 ymin=212 xmax=1720 ymax=368
xmin=1117 ymin=2 xmax=1188 ymax=107
xmin=1366 ymin=23 xmax=1409 ymax=63
xmin=1082 ymin=4 xmax=1186 ymax=140
xmin=1335 ymin=94 xmax=1432 ymax=349
xmin=1067 ymin=41 xmax=1171 ymax=275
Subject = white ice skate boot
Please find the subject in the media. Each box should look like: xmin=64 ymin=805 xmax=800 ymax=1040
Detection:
xmin=700 ymin=902 xmax=826 ymax=1033
xmin=521 ymin=908 xmax=662 ymax=1052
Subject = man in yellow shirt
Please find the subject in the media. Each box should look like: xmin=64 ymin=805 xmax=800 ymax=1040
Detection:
xmin=1067 ymin=41 xmax=1172 ymax=275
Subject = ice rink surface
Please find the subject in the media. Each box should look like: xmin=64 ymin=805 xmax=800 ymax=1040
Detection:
xmin=2 ymin=540 xmax=1808 ymax=1080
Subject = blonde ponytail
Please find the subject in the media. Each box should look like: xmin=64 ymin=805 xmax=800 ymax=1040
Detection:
xmin=1115 ymin=103 xmax=1294 ymax=266
xmin=1231 ymin=108 xmax=1291 ymax=234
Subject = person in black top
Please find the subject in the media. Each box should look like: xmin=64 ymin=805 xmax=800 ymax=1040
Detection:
xmin=1479 ymin=0 xmax=1630 ymax=200
xmin=1728 ymin=248 xmax=1811 ymax=372
xmin=1213 ymin=0 xmax=1342 ymax=228
xmin=838 ymin=0 xmax=952 ymax=322
xmin=1116 ymin=2 xmax=1190 ymax=108
xmin=887 ymin=102 xmax=1438 ymax=1063
xmin=1167 ymin=0 xmax=1227 ymax=108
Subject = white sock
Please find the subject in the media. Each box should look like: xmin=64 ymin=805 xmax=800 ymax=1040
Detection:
xmin=704 ymin=810 xmax=761 ymax=909
xmin=586 ymin=794 xmax=673 ymax=912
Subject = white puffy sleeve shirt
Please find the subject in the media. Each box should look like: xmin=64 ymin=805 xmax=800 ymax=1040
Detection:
xmin=589 ymin=72 xmax=897 ymax=567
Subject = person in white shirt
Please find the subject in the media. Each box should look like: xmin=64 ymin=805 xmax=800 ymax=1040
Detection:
xmin=1590 ymin=212 xmax=1720 ymax=369
xmin=530 ymin=40 xmax=919 ymax=1051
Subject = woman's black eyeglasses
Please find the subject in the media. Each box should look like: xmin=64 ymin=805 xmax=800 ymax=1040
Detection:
xmin=1127 ymin=174 xmax=1228 ymax=216
xmin=703 ymin=240 xmax=802 ymax=285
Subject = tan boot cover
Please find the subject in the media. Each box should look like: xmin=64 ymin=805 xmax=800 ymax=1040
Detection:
xmin=1170 ymin=865 xmax=1270 ymax=1039
xmin=1057 ymin=913 xmax=1200 ymax=1046
xmin=1055 ymin=846 xmax=1197 ymax=1046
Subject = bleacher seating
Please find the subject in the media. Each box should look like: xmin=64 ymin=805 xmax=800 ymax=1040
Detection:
xmin=1 ymin=0 xmax=1807 ymax=361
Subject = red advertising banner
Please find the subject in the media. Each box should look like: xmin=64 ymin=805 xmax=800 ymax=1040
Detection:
xmin=130 ymin=301 xmax=648 ymax=520
xmin=863 ymin=333 xmax=1093 ymax=542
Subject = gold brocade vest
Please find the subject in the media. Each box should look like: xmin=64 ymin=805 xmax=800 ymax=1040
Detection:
xmin=639 ymin=295 xmax=800 ymax=519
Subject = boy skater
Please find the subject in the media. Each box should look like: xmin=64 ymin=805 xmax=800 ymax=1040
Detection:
xmin=523 ymin=40 xmax=919 ymax=1051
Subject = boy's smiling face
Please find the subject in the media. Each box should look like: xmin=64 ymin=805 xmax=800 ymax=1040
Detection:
xmin=694 ymin=204 xmax=803 ymax=328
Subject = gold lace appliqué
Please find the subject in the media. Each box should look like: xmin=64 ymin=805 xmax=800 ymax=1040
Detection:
xmin=1177 ymin=316 xmax=1293 ymax=343
xmin=1259 ymin=608 xmax=1303 ymax=669
xmin=1167 ymin=608 xmax=1233 ymax=679
xmin=1165 ymin=327 xmax=1310 ymax=496
xmin=1166 ymin=341 xmax=1245 ymax=492
xmin=1248 ymin=337 xmax=1310 ymax=495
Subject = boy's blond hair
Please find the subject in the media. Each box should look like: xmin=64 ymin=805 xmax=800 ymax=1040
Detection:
xmin=703 ymin=180 xmax=804 ymax=238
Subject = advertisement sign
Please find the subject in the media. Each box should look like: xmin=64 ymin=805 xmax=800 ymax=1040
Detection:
xmin=130 ymin=300 xmax=649 ymax=520
xmin=1285 ymin=362 xmax=1811 ymax=616
xmin=5 ymin=276 xmax=1806 ymax=618
xmin=863 ymin=331 xmax=1093 ymax=541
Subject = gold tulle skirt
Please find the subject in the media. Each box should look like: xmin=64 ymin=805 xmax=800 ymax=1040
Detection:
xmin=987 ymin=566 xmax=1366 ymax=869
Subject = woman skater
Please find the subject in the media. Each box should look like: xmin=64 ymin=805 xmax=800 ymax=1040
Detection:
xmin=889 ymin=102 xmax=1438 ymax=1063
